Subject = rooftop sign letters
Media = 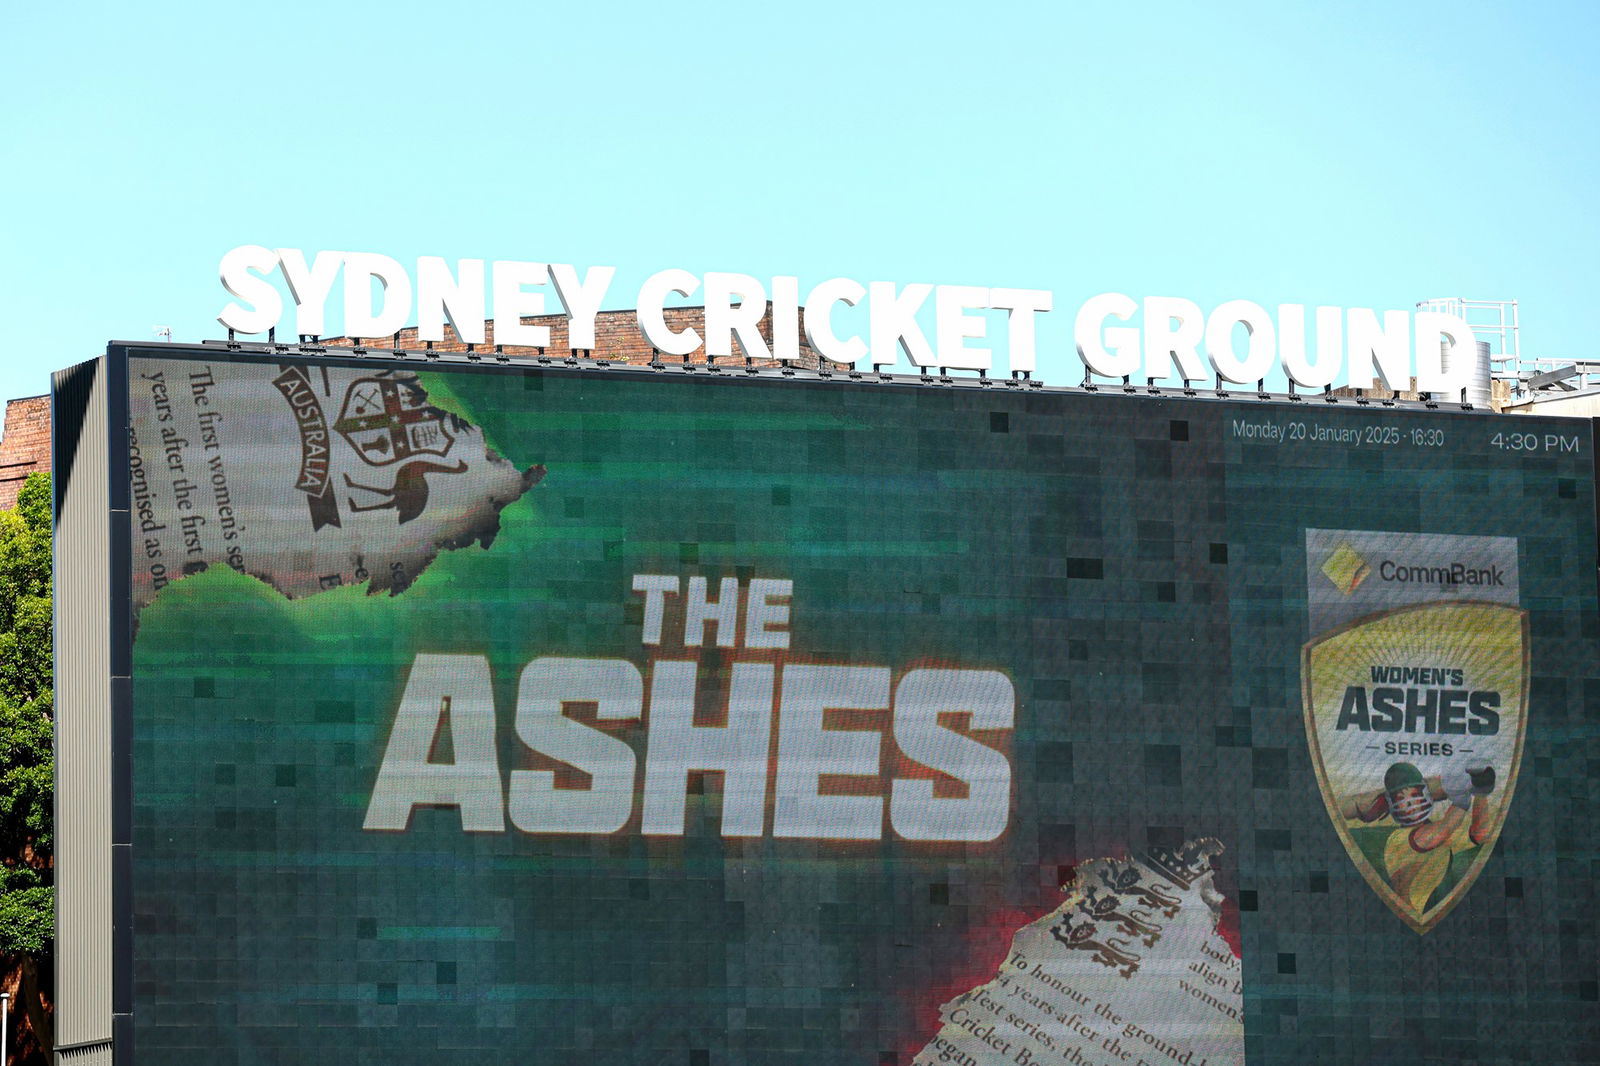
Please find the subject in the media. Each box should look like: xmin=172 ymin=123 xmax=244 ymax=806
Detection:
xmin=217 ymin=246 xmax=1480 ymax=393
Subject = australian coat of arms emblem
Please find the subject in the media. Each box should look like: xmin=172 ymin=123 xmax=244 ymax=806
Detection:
xmin=1302 ymin=533 xmax=1528 ymax=934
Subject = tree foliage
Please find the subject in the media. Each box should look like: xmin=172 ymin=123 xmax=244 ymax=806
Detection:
xmin=0 ymin=473 xmax=53 ymax=1063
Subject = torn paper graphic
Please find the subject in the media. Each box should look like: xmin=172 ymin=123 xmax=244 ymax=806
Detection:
xmin=913 ymin=839 xmax=1242 ymax=1066
xmin=129 ymin=358 xmax=540 ymax=610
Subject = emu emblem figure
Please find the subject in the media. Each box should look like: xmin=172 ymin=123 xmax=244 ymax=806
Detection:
xmin=345 ymin=460 xmax=468 ymax=525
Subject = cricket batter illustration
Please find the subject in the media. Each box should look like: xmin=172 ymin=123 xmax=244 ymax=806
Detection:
xmin=1337 ymin=762 xmax=1498 ymax=917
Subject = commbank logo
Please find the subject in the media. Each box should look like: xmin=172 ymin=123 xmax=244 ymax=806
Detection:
xmin=1320 ymin=542 xmax=1370 ymax=596
xmin=1374 ymin=559 xmax=1505 ymax=588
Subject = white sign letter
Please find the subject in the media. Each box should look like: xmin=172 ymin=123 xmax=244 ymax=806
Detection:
xmin=704 ymin=272 xmax=771 ymax=361
xmin=342 ymin=251 xmax=412 ymax=340
xmin=773 ymin=665 xmax=890 ymax=840
xmin=1279 ymin=304 xmax=1343 ymax=389
xmin=771 ymin=275 xmax=800 ymax=363
xmin=363 ymin=654 xmax=504 ymax=832
xmin=493 ymin=260 xmax=551 ymax=347
xmin=217 ymin=245 xmax=283 ymax=335
xmin=631 ymin=574 xmax=680 ymax=645
xmin=1347 ymin=308 xmax=1411 ymax=390
xmin=1414 ymin=311 xmax=1477 ymax=394
xmin=869 ymin=282 xmax=936 ymax=368
xmin=989 ymin=288 xmax=1053 ymax=374
xmin=1204 ymin=299 xmax=1277 ymax=384
xmin=637 ymin=269 xmax=702 ymax=356
xmin=743 ymin=578 xmax=792 ymax=650
xmin=803 ymin=278 xmax=868 ymax=365
xmin=890 ymin=669 xmax=1014 ymax=842
xmin=551 ymin=263 xmax=616 ymax=350
xmin=417 ymin=257 xmax=486 ymax=344
xmin=1143 ymin=296 xmax=1207 ymax=384
xmin=1075 ymin=292 xmax=1141 ymax=378
xmin=641 ymin=661 xmax=774 ymax=836
xmin=509 ymin=657 xmax=642 ymax=835
xmin=684 ymin=576 xmax=740 ymax=648
xmin=934 ymin=285 xmax=992 ymax=370
xmin=277 ymin=248 xmax=343 ymax=337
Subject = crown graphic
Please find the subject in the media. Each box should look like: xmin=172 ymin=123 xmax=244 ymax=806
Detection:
xmin=1321 ymin=541 xmax=1370 ymax=595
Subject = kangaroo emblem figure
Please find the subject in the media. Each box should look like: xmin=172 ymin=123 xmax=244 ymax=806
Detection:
xmin=345 ymin=459 xmax=469 ymax=524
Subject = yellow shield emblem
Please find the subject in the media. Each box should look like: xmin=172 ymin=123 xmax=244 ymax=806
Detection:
xmin=1302 ymin=601 xmax=1528 ymax=934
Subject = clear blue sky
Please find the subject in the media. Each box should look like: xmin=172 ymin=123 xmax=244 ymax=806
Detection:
xmin=2 ymin=1 xmax=1596 ymax=402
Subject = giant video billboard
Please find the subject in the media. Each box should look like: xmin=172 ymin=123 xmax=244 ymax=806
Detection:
xmin=105 ymin=346 xmax=1598 ymax=1064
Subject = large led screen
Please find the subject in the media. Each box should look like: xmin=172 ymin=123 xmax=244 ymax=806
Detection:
xmin=118 ymin=350 xmax=1599 ymax=1065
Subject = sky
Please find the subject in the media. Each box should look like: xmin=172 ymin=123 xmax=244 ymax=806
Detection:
xmin=2 ymin=0 xmax=1597 ymax=403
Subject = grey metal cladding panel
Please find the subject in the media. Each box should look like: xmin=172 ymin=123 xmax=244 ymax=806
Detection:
xmin=56 ymin=1043 xmax=113 ymax=1066
xmin=52 ymin=357 xmax=113 ymax=1047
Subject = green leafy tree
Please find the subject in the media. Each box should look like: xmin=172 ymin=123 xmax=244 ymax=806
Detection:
xmin=0 ymin=473 xmax=53 ymax=1062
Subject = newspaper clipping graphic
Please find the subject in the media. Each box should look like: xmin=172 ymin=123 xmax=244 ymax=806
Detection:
xmin=128 ymin=358 xmax=540 ymax=611
xmin=912 ymin=840 xmax=1243 ymax=1066
xmin=1302 ymin=529 xmax=1527 ymax=934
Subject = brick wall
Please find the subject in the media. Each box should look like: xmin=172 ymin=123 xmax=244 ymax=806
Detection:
xmin=0 ymin=395 xmax=50 ymax=510
xmin=318 ymin=305 xmax=841 ymax=370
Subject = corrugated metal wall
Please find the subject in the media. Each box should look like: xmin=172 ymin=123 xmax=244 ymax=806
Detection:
xmin=53 ymin=357 xmax=114 ymax=1059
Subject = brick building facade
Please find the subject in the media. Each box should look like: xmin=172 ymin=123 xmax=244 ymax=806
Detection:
xmin=0 ymin=395 xmax=50 ymax=510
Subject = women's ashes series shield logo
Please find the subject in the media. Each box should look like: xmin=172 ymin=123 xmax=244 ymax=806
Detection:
xmin=1301 ymin=601 xmax=1528 ymax=934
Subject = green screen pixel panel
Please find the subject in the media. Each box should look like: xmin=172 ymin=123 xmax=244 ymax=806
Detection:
xmin=122 ymin=352 xmax=1599 ymax=1065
